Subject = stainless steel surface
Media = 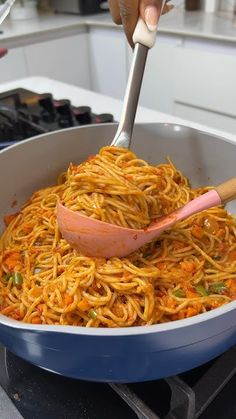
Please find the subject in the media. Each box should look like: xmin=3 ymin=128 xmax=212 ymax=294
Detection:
xmin=111 ymin=43 xmax=148 ymax=148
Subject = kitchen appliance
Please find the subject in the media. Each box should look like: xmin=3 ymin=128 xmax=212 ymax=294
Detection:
xmin=49 ymin=0 xmax=108 ymax=15
xmin=0 ymin=122 xmax=236 ymax=383
xmin=0 ymin=88 xmax=114 ymax=149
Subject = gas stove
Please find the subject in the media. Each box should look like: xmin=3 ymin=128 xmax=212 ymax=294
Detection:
xmin=0 ymin=345 xmax=235 ymax=419
xmin=0 ymin=88 xmax=114 ymax=149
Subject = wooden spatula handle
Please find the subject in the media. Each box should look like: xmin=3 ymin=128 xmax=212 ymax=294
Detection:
xmin=215 ymin=178 xmax=236 ymax=203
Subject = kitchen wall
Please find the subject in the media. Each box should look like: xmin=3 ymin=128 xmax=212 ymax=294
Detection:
xmin=219 ymin=0 xmax=235 ymax=12
xmin=0 ymin=8 xmax=235 ymax=134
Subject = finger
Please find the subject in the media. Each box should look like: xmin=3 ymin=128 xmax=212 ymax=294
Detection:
xmin=0 ymin=48 xmax=7 ymax=58
xmin=108 ymin=0 xmax=122 ymax=24
xmin=119 ymin=0 xmax=139 ymax=47
xmin=162 ymin=3 xmax=174 ymax=15
xmin=139 ymin=0 xmax=163 ymax=31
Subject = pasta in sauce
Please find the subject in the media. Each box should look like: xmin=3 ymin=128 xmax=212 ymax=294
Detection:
xmin=0 ymin=146 xmax=236 ymax=327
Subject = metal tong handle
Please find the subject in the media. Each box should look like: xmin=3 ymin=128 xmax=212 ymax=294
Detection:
xmin=111 ymin=1 xmax=166 ymax=149
xmin=0 ymin=0 xmax=15 ymax=25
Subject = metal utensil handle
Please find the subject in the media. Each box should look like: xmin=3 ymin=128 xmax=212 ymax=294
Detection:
xmin=111 ymin=1 xmax=167 ymax=148
xmin=0 ymin=0 xmax=15 ymax=25
xmin=111 ymin=42 xmax=148 ymax=148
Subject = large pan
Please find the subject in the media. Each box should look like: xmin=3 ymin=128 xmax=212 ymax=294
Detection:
xmin=0 ymin=122 xmax=236 ymax=383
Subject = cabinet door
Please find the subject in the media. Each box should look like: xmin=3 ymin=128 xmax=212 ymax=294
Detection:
xmin=88 ymin=27 xmax=127 ymax=99
xmin=173 ymin=40 xmax=236 ymax=118
xmin=127 ymin=34 xmax=182 ymax=114
xmin=24 ymin=33 xmax=91 ymax=89
xmin=0 ymin=47 xmax=27 ymax=82
xmin=174 ymin=103 xmax=236 ymax=135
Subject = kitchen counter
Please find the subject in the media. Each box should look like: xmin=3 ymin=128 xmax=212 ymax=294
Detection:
xmin=0 ymin=76 xmax=235 ymax=143
xmin=1 ymin=7 xmax=236 ymax=48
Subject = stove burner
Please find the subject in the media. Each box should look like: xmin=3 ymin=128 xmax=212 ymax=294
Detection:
xmin=0 ymin=345 xmax=235 ymax=419
xmin=0 ymin=88 xmax=114 ymax=149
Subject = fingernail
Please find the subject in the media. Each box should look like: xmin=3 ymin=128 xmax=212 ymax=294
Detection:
xmin=0 ymin=48 xmax=7 ymax=58
xmin=144 ymin=5 xmax=159 ymax=31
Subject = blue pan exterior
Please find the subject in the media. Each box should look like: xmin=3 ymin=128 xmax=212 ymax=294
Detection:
xmin=0 ymin=123 xmax=236 ymax=382
xmin=0 ymin=303 xmax=235 ymax=382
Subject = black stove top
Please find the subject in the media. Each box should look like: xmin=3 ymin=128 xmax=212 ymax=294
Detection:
xmin=0 ymin=345 xmax=235 ymax=419
xmin=0 ymin=88 xmax=114 ymax=149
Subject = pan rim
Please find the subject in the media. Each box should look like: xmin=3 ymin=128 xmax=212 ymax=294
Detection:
xmin=0 ymin=121 xmax=236 ymax=337
xmin=0 ymin=299 xmax=235 ymax=336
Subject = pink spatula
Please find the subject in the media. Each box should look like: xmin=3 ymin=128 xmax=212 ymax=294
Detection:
xmin=57 ymin=178 xmax=236 ymax=258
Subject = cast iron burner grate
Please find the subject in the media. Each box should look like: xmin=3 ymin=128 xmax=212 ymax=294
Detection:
xmin=111 ymin=344 xmax=236 ymax=418
xmin=0 ymin=345 xmax=235 ymax=419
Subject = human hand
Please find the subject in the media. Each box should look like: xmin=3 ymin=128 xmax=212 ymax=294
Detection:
xmin=0 ymin=48 xmax=7 ymax=58
xmin=108 ymin=0 xmax=173 ymax=47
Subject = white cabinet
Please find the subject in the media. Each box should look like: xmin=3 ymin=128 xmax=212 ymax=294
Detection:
xmin=2 ymin=23 xmax=235 ymax=134
xmin=88 ymin=27 xmax=127 ymax=99
xmin=128 ymin=34 xmax=182 ymax=114
xmin=172 ymin=39 xmax=236 ymax=133
xmin=174 ymin=103 xmax=236 ymax=135
xmin=24 ymin=33 xmax=91 ymax=89
xmin=173 ymin=40 xmax=236 ymax=118
xmin=0 ymin=47 xmax=27 ymax=82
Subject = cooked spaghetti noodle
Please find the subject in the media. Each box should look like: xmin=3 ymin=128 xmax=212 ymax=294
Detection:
xmin=0 ymin=146 xmax=236 ymax=327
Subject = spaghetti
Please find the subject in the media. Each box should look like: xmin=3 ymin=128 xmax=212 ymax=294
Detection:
xmin=0 ymin=146 xmax=236 ymax=327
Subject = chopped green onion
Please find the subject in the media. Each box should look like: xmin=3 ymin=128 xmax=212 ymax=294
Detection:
xmin=12 ymin=272 xmax=23 ymax=288
xmin=88 ymin=309 xmax=97 ymax=319
xmin=2 ymin=273 xmax=12 ymax=282
xmin=195 ymin=284 xmax=208 ymax=296
xmin=209 ymin=282 xmax=227 ymax=294
xmin=173 ymin=289 xmax=186 ymax=298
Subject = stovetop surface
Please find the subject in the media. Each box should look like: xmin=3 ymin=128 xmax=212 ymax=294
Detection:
xmin=0 ymin=345 xmax=235 ymax=419
xmin=0 ymin=88 xmax=114 ymax=149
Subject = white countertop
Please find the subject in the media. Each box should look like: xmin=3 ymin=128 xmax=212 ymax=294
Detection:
xmin=1 ymin=8 xmax=236 ymax=48
xmin=0 ymin=76 xmax=235 ymax=145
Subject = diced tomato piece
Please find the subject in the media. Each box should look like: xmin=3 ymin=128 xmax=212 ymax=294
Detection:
xmin=192 ymin=224 xmax=204 ymax=239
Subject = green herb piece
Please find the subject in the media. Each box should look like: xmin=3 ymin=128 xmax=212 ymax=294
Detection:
xmin=2 ymin=273 xmax=12 ymax=282
xmin=173 ymin=289 xmax=186 ymax=298
xmin=195 ymin=284 xmax=208 ymax=296
xmin=12 ymin=272 xmax=23 ymax=288
xmin=88 ymin=309 xmax=97 ymax=319
xmin=209 ymin=282 xmax=227 ymax=294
